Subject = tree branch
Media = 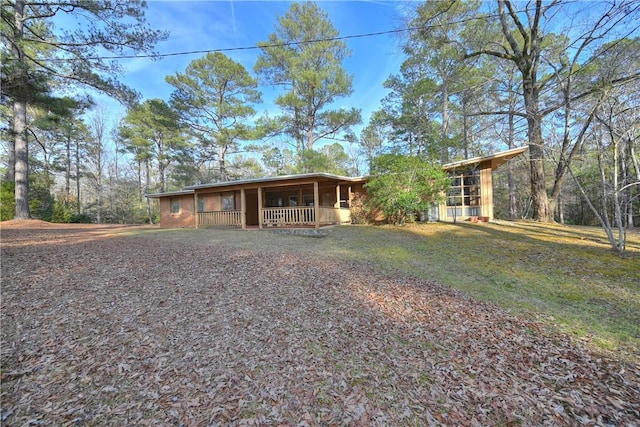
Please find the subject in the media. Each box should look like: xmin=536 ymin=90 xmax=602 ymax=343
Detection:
xmin=465 ymin=50 xmax=515 ymax=61
xmin=467 ymin=110 xmax=527 ymax=118
xmin=541 ymin=72 xmax=640 ymax=116
xmin=502 ymin=0 xmax=529 ymax=53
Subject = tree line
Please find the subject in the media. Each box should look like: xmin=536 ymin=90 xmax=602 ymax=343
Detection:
xmin=2 ymin=1 xmax=638 ymax=250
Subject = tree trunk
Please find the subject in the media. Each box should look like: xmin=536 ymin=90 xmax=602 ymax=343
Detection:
xmin=13 ymin=100 xmax=30 ymax=219
xmin=145 ymin=159 xmax=152 ymax=224
xmin=96 ymin=172 xmax=102 ymax=224
xmin=441 ymin=82 xmax=450 ymax=163
xmin=507 ymin=105 xmax=518 ymax=220
xmin=137 ymin=159 xmax=143 ymax=206
xmin=7 ymin=128 xmax=15 ymax=182
xmin=508 ymin=161 xmax=517 ymax=220
xmin=557 ymin=189 xmax=564 ymax=225
xmin=623 ymin=138 xmax=636 ymax=228
xmin=12 ymin=0 xmax=30 ymax=219
xmin=306 ymin=126 xmax=314 ymax=151
xmin=75 ymin=138 xmax=81 ymax=215
xmin=65 ymin=136 xmax=71 ymax=195
xmin=218 ymin=145 xmax=226 ymax=182
xmin=611 ymin=134 xmax=624 ymax=251
xmin=462 ymin=96 xmax=469 ymax=159
xmin=627 ymin=192 xmax=634 ymax=228
xmin=522 ymin=75 xmax=551 ymax=222
xmin=158 ymin=141 xmax=166 ymax=193
xmin=527 ymin=126 xmax=551 ymax=222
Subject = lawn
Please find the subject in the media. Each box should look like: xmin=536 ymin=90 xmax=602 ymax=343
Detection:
xmin=1 ymin=220 xmax=638 ymax=425
xmin=137 ymin=220 xmax=640 ymax=362
xmin=334 ymin=221 xmax=640 ymax=361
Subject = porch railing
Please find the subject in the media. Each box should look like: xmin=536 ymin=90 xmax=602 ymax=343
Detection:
xmin=262 ymin=207 xmax=315 ymax=226
xmin=261 ymin=206 xmax=352 ymax=226
xmin=198 ymin=210 xmax=241 ymax=227
xmin=334 ymin=207 xmax=352 ymax=223
xmin=197 ymin=207 xmax=352 ymax=228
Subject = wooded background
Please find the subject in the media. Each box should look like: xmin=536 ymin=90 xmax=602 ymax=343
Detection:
xmin=2 ymin=1 xmax=638 ymax=247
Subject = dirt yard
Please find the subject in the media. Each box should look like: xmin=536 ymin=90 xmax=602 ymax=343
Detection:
xmin=1 ymin=221 xmax=639 ymax=426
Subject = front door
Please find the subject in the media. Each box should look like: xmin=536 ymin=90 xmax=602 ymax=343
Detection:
xmin=246 ymin=190 xmax=259 ymax=226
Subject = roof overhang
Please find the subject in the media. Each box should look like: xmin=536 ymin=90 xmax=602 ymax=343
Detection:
xmin=442 ymin=146 xmax=528 ymax=171
xmin=145 ymin=189 xmax=194 ymax=199
xmin=146 ymin=173 xmax=367 ymax=199
xmin=184 ymin=172 xmax=367 ymax=191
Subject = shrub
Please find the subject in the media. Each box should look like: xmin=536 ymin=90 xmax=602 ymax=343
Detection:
xmin=365 ymin=154 xmax=449 ymax=225
xmin=0 ymin=180 xmax=15 ymax=221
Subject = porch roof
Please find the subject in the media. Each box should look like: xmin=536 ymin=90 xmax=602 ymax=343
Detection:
xmin=184 ymin=172 xmax=367 ymax=191
xmin=442 ymin=146 xmax=528 ymax=171
xmin=146 ymin=173 xmax=367 ymax=199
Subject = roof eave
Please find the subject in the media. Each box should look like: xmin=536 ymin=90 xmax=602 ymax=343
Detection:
xmin=145 ymin=190 xmax=194 ymax=199
xmin=442 ymin=146 xmax=528 ymax=171
xmin=184 ymin=172 xmax=367 ymax=190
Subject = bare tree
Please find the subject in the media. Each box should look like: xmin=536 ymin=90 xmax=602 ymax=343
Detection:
xmin=86 ymin=111 xmax=111 ymax=224
xmin=466 ymin=0 xmax=640 ymax=222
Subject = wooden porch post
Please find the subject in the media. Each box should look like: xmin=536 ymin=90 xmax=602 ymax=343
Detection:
xmin=240 ymin=188 xmax=246 ymax=230
xmin=313 ymin=181 xmax=320 ymax=229
xmin=258 ymin=186 xmax=263 ymax=229
xmin=481 ymin=167 xmax=494 ymax=220
xmin=194 ymin=192 xmax=199 ymax=229
xmin=335 ymin=184 xmax=340 ymax=208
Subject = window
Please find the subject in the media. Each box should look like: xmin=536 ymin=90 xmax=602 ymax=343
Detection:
xmin=266 ymin=191 xmax=284 ymax=207
xmin=197 ymin=197 xmax=205 ymax=213
xmin=463 ymin=175 xmax=481 ymax=206
xmin=302 ymin=194 xmax=314 ymax=206
xmin=170 ymin=198 xmax=181 ymax=214
xmin=446 ymin=169 xmax=481 ymax=217
xmin=221 ymin=192 xmax=235 ymax=211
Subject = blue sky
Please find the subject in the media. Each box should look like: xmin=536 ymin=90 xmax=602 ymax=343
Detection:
xmin=94 ymin=1 xmax=410 ymax=146
xmin=64 ymin=0 xmax=640 ymax=160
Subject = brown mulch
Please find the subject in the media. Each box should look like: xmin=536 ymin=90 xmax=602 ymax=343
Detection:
xmin=1 ymin=221 xmax=639 ymax=426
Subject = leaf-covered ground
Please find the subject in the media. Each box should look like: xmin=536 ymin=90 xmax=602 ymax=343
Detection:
xmin=1 ymin=221 xmax=639 ymax=426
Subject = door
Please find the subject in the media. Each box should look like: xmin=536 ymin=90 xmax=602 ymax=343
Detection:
xmin=246 ymin=190 xmax=259 ymax=225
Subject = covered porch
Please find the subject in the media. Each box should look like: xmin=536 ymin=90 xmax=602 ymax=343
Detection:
xmin=189 ymin=173 xmax=365 ymax=230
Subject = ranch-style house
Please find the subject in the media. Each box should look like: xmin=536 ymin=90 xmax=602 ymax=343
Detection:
xmin=147 ymin=147 xmax=528 ymax=229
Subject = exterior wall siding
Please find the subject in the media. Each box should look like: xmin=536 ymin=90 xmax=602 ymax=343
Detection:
xmin=160 ymin=194 xmax=195 ymax=228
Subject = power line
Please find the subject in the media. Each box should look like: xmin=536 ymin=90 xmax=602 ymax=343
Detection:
xmin=76 ymin=26 xmax=419 ymax=61
xmin=80 ymin=1 xmax=490 ymax=62
xmin=13 ymin=8 xmax=507 ymax=63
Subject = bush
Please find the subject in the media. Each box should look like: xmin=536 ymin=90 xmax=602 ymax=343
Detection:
xmin=0 ymin=180 xmax=15 ymax=221
xmin=365 ymin=155 xmax=450 ymax=225
xmin=349 ymin=192 xmax=375 ymax=224
xmin=51 ymin=200 xmax=74 ymax=223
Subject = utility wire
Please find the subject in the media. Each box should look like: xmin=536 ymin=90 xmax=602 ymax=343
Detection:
xmin=80 ymin=1 xmax=478 ymax=61
xmin=12 ymin=7 xmax=499 ymax=63
xmin=64 ymin=26 xmax=420 ymax=62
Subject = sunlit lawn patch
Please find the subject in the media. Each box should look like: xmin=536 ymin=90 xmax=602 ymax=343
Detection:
xmin=326 ymin=221 xmax=640 ymax=361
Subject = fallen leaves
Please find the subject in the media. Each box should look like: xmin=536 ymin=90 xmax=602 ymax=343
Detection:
xmin=1 ymin=222 xmax=638 ymax=426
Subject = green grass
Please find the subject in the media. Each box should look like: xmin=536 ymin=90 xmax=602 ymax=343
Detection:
xmin=128 ymin=221 xmax=640 ymax=362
